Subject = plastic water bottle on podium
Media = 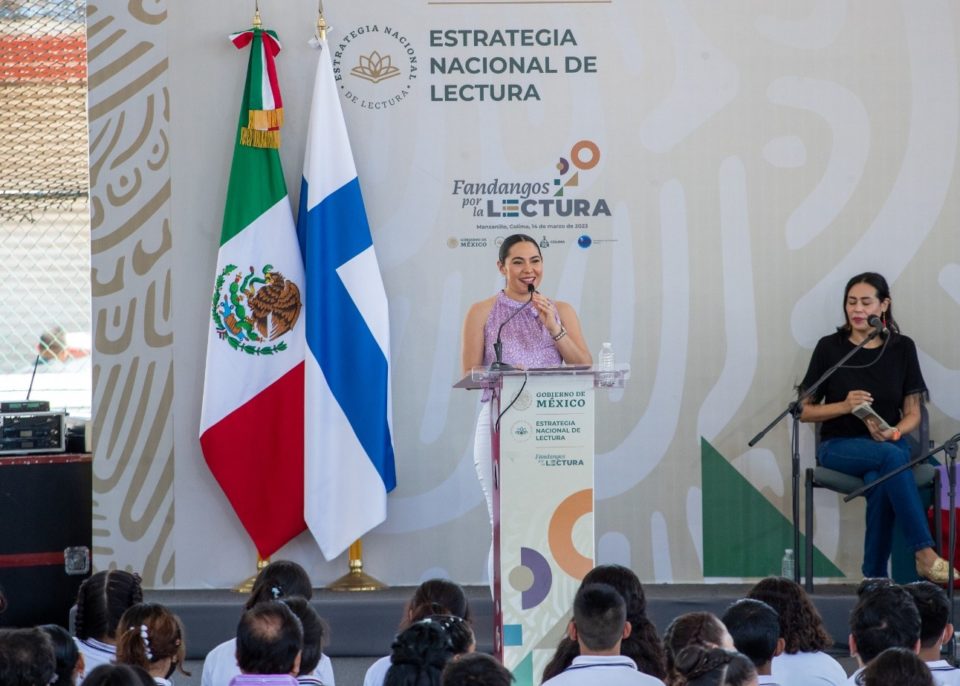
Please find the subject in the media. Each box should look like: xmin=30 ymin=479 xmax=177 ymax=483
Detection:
xmin=598 ymin=342 xmax=615 ymax=386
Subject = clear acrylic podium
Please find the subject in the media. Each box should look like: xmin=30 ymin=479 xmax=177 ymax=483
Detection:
xmin=455 ymin=364 xmax=629 ymax=685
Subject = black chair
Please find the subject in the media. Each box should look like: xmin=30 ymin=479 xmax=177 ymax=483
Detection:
xmin=804 ymin=404 xmax=940 ymax=591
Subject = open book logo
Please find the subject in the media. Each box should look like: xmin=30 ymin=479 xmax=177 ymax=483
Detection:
xmin=351 ymin=51 xmax=401 ymax=84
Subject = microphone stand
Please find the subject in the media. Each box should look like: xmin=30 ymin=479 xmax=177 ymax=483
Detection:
xmin=489 ymin=286 xmax=535 ymax=372
xmin=748 ymin=325 xmax=882 ymax=584
xmin=845 ymin=431 xmax=960 ymax=659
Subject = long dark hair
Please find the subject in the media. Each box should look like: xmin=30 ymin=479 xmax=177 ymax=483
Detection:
xmin=747 ymin=576 xmax=832 ymax=653
xmin=839 ymin=272 xmax=899 ymax=336
xmin=246 ymin=560 xmax=313 ymax=609
xmin=497 ymin=234 xmax=540 ymax=264
xmin=40 ymin=624 xmax=81 ymax=686
xmin=542 ymin=565 xmax=666 ymax=680
xmin=403 ymin=579 xmax=472 ymax=629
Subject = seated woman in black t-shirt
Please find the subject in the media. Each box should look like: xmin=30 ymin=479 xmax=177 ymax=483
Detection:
xmin=799 ymin=272 xmax=953 ymax=582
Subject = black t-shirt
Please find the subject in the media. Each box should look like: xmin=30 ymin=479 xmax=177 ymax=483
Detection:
xmin=800 ymin=331 xmax=927 ymax=441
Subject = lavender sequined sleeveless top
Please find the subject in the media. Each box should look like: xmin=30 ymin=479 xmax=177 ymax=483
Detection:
xmin=481 ymin=291 xmax=562 ymax=399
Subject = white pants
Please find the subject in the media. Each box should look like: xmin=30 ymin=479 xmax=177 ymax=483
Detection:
xmin=473 ymin=401 xmax=495 ymax=590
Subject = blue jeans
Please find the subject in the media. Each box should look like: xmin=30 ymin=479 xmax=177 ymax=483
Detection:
xmin=819 ymin=436 xmax=934 ymax=577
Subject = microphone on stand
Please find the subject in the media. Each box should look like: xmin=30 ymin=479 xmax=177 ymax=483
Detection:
xmin=867 ymin=314 xmax=887 ymax=336
xmin=490 ymin=283 xmax=536 ymax=371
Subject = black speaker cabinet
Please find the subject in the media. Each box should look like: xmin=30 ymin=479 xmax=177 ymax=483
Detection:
xmin=0 ymin=454 xmax=92 ymax=628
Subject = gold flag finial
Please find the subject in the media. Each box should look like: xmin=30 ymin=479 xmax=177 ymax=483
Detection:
xmin=316 ymin=0 xmax=327 ymax=41
xmin=252 ymin=0 xmax=262 ymax=28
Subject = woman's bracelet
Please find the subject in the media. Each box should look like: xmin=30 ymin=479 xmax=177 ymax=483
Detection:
xmin=890 ymin=427 xmax=901 ymax=441
xmin=552 ymin=326 xmax=567 ymax=342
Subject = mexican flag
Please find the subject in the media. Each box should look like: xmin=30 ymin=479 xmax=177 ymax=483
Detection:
xmin=199 ymin=26 xmax=306 ymax=558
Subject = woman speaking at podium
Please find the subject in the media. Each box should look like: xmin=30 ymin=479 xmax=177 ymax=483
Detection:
xmin=799 ymin=272 xmax=952 ymax=582
xmin=460 ymin=234 xmax=592 ymax=582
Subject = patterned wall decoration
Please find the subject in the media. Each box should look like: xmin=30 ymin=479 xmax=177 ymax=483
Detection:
xmin=87 ymin=0 xmax=175 ymax=586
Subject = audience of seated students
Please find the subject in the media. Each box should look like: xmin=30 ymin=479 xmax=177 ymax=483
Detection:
xmin=364 ymin=578 xmax=473 ymax=686
xmin=40 ymin=624 xmax=85 ymax=686
xmin=847 ymin=582 xmax=922 ymax=684
xmin=384 ymin=614 xmax=474 ymax=686
xmin=662 ymin=612 xmax=735 ymax=686
xmin=115 ymin=602 xmax=189 ymax=686
xmin=746 ymin=576 xmax=847 ymax=686
xmin=441 ymin=653 xmax=514 ymax=686
xmin=542 ymin=564 xmax=667 ymax=681
xmin=74 ymin=570 xmax=145 ymax=681
xmin=904 ymin=581 xmax=960 ymax=685
xmin=232 ymin=601 xmax=304 ymax=686
xmin=15 ymin=560 xmax=960 ymax=686
xmin=721 ymin=599 xmax=783 ymax=686
xmin=673 ymin=646 xmax=758 ymax=686
xmin=280 ymin=597 xmax=327 ymax=686
xmin=861 ymin=647 xmax=935 ymax=686
xmin=542 ymin=583 xmax=665 ymax=685
xmin=201 ymin=560 xmax=335 ymax=686
xmin=0 ymin=627 xmax=56 ymax=686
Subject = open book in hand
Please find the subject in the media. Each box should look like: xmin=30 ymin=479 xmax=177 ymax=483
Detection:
xmin=852 ymin=402 xmax=893 ymax=432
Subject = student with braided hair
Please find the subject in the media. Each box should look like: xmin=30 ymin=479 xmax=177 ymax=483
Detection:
xmin=662 ymin=613 xmax=735 ymax=686
xmin=115 ymin=603 xmax=189 ymax=685
xmin=201 ymin=561 xmax=335 ymax=686
xmin=674 ymin=646 xmax=757 ymax=686
xmin=74 ymin=570 xmax=144 ymax=680
xmin=383 ymin=615 xmax=474 ymax=686
xmin=364 ymin=579 xmax=474 ymax=686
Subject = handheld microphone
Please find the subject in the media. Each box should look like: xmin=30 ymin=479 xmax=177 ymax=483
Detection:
xmin=867 ymin=315 xmax=887 ymax=336
xmin=490 ymin=283 xmax=535 ymax=371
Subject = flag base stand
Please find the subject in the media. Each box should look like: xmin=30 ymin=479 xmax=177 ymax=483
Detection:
xmin=326 ymin=540 xmax=387 ymax=592
xmin=234 ymin=556 xmax=269 ymax=594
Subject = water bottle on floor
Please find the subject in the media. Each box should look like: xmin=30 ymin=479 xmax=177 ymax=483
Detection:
xmin=781 ymin=548 xmax=795 ymax=579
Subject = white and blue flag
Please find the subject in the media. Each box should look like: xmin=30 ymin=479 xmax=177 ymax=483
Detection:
xmin=297 ymin=38 xmax=395 ymax=561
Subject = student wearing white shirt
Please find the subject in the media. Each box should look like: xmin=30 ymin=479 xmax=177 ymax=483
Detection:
xmin=74 ymin=570 xmax=144 ymax=683
xmin=542 ymin=583 xmax=665 ymax=686
xmin=747 ymin=577 xmax=847 ymax=686
xmin=200 ymin=561 xmax=335 ymax=686
xmin=363 ymin=579 xmax=472 ymax=686
xmin=905 ymin=582 xmax=960 ymax=686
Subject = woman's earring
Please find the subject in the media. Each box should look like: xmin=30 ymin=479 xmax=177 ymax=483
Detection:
xmin=881 ymin=312 xmax=887 ymax=327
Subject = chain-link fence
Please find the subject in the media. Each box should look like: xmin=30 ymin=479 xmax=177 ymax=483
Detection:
xmin=0 ymin=0 xmax=89 ymax=388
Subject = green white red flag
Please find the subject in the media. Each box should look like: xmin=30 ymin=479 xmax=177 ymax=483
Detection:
xmin=199 ymin=26 xmax=306 ymax=558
